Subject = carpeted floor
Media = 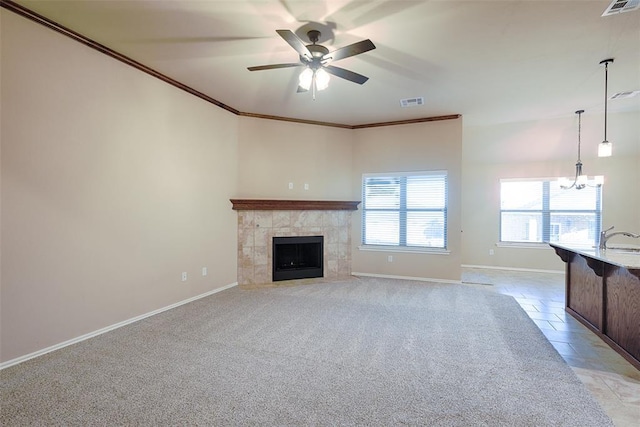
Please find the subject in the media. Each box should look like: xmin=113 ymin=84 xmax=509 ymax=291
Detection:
xmin=1 ymin=277 xmax=613 ymax=426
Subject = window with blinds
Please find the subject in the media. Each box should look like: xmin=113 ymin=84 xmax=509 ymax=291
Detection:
xmin=362 ymin=171 xmax=448 ymax=249
xmin=500 ymin=178 xmax=602 ymax=246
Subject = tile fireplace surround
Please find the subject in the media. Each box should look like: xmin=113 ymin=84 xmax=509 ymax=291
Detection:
xmin=231 ymin=200 xmax=360 ymax=285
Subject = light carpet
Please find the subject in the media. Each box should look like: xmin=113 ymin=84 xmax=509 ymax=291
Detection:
xmin=0 ymin=277 xmax=613 ymax=426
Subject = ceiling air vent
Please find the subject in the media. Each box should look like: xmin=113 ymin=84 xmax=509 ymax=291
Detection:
xmin=609 ymin=90 xmax=640 ymax=100
xmin=400 ymin=97 xmax=424 ymax=108
xmin=602 ymin=0 xmax=640 ymax=16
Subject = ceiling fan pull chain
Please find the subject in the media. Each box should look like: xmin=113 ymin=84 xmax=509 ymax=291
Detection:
xmin=312 ymin=76 xmax=317 ymax=100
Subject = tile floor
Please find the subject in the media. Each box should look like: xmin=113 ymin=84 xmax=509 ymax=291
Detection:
xmin=462 ymin=267 xmax=640 ymax=427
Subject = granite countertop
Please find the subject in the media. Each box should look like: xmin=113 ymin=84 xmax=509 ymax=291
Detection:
xmin=549 ymin=243 xmax=640 ymax=270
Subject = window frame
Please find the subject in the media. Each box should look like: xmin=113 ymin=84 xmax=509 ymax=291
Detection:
xmin=361 ymin=171 xmax=448 ymax=252
xmin=499 ymin=177 xmax=602 ymax=247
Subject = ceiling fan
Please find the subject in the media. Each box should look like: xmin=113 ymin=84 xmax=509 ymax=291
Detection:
xmin=248 ymin=29 xmax=375 ymax=97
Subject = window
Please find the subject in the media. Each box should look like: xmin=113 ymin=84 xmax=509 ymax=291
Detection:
xmin=500 ymin=178 xmax=602 ymax=246
xmin=362 ymin=171 xmax=447 ymax=249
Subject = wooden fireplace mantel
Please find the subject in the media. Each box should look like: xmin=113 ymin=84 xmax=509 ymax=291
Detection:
xmin=230 ymin=199 xmax=360 ymax=211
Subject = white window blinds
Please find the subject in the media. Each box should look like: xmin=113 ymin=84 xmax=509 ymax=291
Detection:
xmin=362 ymin=171 xmax=448 ymax=248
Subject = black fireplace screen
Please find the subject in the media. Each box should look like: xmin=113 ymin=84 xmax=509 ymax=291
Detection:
xmin=272 ymin=236 xmax=323 ymax=281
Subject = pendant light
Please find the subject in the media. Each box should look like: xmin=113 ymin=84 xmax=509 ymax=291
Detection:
xmin=559 ymin=110 xmax=604 ymax=190
xmin=598 ymin=58 xmax=614 ymax=157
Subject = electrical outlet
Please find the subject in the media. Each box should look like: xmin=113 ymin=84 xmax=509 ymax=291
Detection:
xmin=202 ymin=267 xmax=207 ymax=276
xmin=304 ymin=183 xmax=309 ymax=190
xmin=288 ymin=182 xmax=294 ymax=190
xmin=489 ymin=249 xmax=495 ymax=256
xmin=388 ymin=255 xmax=393 ymax=262
xmin=181 ymin=272 xmax=187 ymax=282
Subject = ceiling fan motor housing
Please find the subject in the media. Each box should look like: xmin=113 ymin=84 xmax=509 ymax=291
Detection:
xmin=304 ymin=45 xmax=329 ymax=58
xmin=307 ymin=30 xmax=321 ymax=43
xmin=302 ymin=31 xmax=329 ymax=69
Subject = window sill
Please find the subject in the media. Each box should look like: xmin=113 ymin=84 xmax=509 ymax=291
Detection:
xmin=497 ymin=242 xmax=596 ymax=250
xmin=496 ymin=242 xmax=553 ymax=250
xmin=358 ymin=245 xmax=450 ymax=255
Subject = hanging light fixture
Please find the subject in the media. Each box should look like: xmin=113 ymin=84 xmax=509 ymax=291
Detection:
xmin=559 ymin=110 xmax=604 ymax=190
xmin=598 ymin=58 xmax=614 ymax=157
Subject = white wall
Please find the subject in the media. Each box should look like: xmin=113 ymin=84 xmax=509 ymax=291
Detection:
xmin=1 ymin=11 xmax=239 ymax=362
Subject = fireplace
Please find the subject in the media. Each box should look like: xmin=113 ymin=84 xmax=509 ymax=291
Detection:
xmin=231 ymin=199 xmax=359 ymax=285
xmin=273 ymin=236 xmax=323 ymax=281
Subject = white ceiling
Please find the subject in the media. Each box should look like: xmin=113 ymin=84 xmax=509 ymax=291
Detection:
xmin=9 ymin=0 xmax=640 ymax=127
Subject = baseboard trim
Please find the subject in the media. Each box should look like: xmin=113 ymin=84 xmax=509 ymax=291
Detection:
xmin=0 ymin=282 xmax=238 ymax=370
xmin=351 ymin=272 xmax=461 ymax=284
xmin=461 ymin=264 xmax=564 ymax=274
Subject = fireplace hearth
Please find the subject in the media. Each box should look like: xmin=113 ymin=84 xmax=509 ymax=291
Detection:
xmin=273 ymin=236 xmax=323 ymax=281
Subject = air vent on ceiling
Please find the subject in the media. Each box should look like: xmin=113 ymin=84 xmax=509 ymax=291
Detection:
xmin=602 ymin=0 xmax=640 ymax=16
xmin=609 ymin=90 xmax=640 ymax=100
xmin=400 ymin=97 xmax=424 ymax=108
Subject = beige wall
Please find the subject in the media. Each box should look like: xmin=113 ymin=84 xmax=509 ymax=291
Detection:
xmin=1 ymin=12 xmax=238 ymax=362
xmin=2 ymin=7 xmax=638 ymax=365
xmin=236 ymin=117 xmax=464 ymax=282
xmin=351 ymin=119 xmax=463 ymax=282
xmin=462 ymin=112 xmax=640 ymax=270
xmin=237 ymin=117 xmax=353 ymax=199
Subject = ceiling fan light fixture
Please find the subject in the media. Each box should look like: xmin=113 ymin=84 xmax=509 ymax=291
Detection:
xmin=248 ymin=29 xmax=375 ymax=97
xmin=315 ymin=68 xmax=330 ymax=91
xmin=299 ymin=68 xmax=313 ymax=90
xmin=298 ymin=67 xmax=330 ymax=93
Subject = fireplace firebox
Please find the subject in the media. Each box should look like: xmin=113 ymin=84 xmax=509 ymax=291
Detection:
xmin=272 ymin=236 xmax=323 ymax=281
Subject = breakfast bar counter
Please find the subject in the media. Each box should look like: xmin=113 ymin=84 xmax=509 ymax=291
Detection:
xmin=550 ymin=243 xmax=640 ymax=369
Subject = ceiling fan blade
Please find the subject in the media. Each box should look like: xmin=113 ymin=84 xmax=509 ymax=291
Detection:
xmin=324 ymin=65 xmax=369 ymax=85
xmin=276 ymin=29 xmax=312 ymax=60
xmin=322 ymin=39 xmax=376 ymax=63
xmin=296 ymin=85 xmax=309 ymax=93
xmin=247 ymin=63 xmax=303 ymax=71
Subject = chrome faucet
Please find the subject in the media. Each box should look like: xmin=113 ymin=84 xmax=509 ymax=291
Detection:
xmin=599 ymin=226 xmax=640 ymax=250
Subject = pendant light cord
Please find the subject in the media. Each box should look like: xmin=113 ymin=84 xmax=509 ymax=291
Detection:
xmin=577 ymin=110 xmax=582 ymax=162
xmin=604 ymin=61 xmax=608 ymax=141
xmin=600 ymin=58 xmax=613 ymax=143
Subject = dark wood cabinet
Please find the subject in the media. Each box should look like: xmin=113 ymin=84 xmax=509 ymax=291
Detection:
xmin=550 ymin=244 xmax=640 ymax=370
